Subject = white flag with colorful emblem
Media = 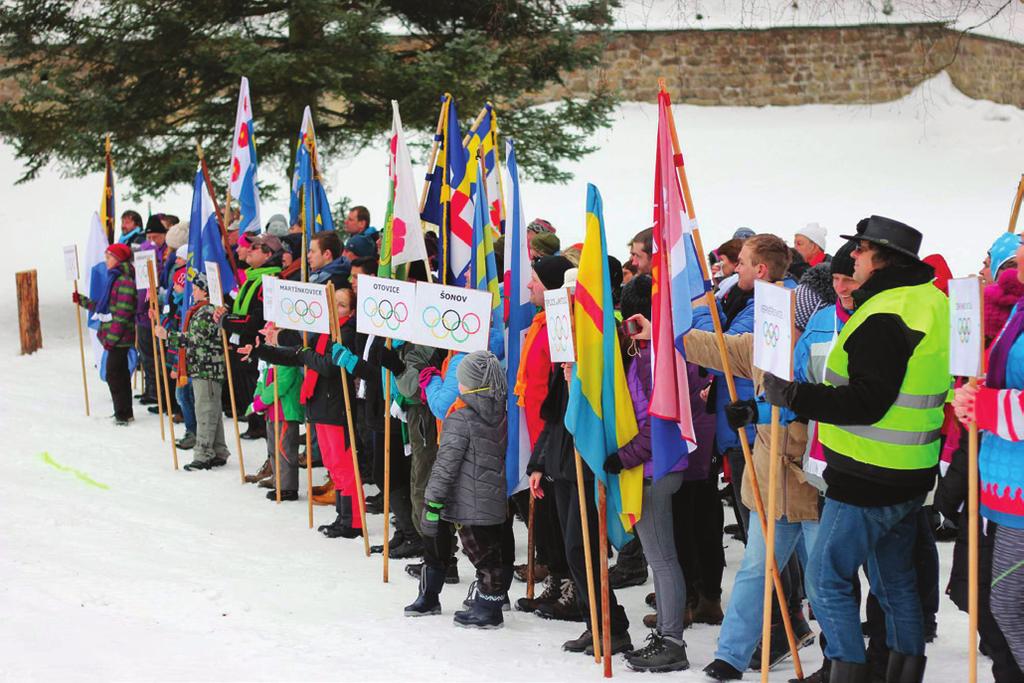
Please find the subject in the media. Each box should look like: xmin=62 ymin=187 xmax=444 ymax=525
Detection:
xmin=388 ymin=101 xmax=428 ymax=268
xmin=228 ymin=76 xmax=261 ymax=233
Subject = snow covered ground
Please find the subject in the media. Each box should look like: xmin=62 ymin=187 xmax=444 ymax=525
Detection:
xmin=0 ymin=70 xmax=1013 ymax=681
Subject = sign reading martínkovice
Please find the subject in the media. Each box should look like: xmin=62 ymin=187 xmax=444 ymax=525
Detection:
xmin=263 ymin=277 xmax=331 ymax=335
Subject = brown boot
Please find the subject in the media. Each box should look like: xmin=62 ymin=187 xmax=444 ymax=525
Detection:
xmin=312 ymin=477 xmax=334 ymax=497
xmin=312 ymin=489 xmax=337 ymax=506
xmin=692 ymin=595 xmax=723 ymax=625
xmin=244 ymin=459 xmax=272 ymax=484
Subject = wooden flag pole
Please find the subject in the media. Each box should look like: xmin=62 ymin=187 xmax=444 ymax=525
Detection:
xmin=461 ymin=104 xmax=491 ymax=148
xmin=598 ymin=481 xmax=612 ymax=678
xmin=383 ymin=344 xmax=393 ymax=582
xmin=273 ymin=371 xmax=282 ymax=504
xmin=147 ymin=259 xmax=178 ymax=467
xmin=73 ymin=281 xmax=91 ymax=416
xmin=575 ymin=452 xmax=603 ymax=664
xmin=221 ymin=330 xmax=246 ymax=483
xmin=761 ymin=404 xmax=782 ymax=682
xmin=660 ymin=79 xmax=804 ymax=678
xmin=300 ymin=232 xmax=315 ymax=528
xmin=525 ymin=495 xmax=536 ymax=599
xmin=156 ymin=327 xmax=179 ymax=469
xmin=968 ymin=277 xmax=985 ymax=683
xmin=1007 ymin=174 xmax=1024 ymax=233
xmin=147 ymin=261 xmax=166 ymax=442
xmin=327 ymin=284 xmax=371 ymax=556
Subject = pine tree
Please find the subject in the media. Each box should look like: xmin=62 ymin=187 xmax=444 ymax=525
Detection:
xmin=0 ymin=0 xmax=616 ymax=196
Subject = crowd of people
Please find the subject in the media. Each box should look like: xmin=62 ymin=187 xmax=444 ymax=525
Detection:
xmin=73 ymin=204 xmax=1024 ymax=683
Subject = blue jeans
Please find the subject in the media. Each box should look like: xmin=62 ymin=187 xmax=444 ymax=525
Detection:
xmin=715 ymin=510 xmax=819 ymax=672
xmin=808 ymin=495 xmax=926 ymax=664
xmin=175 ymin=381 xmax=196 ymax=435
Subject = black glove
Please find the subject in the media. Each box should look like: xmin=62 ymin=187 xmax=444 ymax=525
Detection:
xmin=763 ymin=372 xmax=798 ymax=408
xmin=725 ymin=399 xmax=758 ymax=431
xmin=604 ymin=453 xmax=624 ymax=474
xmin=421 ymin=501 xmax=443 ymax=538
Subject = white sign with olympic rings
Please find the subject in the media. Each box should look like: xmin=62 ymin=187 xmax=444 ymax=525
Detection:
xmin=753 ymin=280 xmax=795 ymax=380
xmin=262 ymin=276 xmax=331 ymax=334
xmin=543 ymin=287 xmax=576 ymax=363
xmin=356 ymin=275 xmax=418 ymax=342
xmin=948 ymin=276 xmax=982 ymax=377
xmin=409 ymin=281 xmax=492 ymax=353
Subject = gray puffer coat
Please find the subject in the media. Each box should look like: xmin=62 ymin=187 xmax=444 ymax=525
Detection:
xmin=424 ymin=387 xmax=507 ymax=526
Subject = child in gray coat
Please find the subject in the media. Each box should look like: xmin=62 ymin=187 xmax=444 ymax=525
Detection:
xmin=404 ymin=350 xmax=508 ymax=628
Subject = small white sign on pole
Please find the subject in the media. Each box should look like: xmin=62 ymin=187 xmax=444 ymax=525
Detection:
xmin=356 ymin=274 xmax=417 ymax=342
xmin=262 ymin=275 xmax=279 ymax=325
xmin=544 ymin=287 xmax=576 ymax=363
xmin=63 ymin=245 xmax=80 ymax=282
xmin=263 ymin=277 xmax=330 ymax=334
xmin=134 ymin=250 xmax=157 ymax=290
xmin=204 ymin=261 xmax=224 ymax=307
xmin=752 ymin=280 xmax=796 ymax=381
xmin=410 ymin=282 xmax=493 ymax=353
xmin=948 ymin=276 xmax=984 ymax=378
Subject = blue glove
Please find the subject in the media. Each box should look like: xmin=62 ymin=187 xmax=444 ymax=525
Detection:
xmin=331 ymin=343 xmax=358 ymax=373
xmin=421 ymin=500 xmax=444 ymax=538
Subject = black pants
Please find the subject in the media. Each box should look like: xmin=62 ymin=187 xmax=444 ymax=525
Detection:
xmin=106 ymin=346 xmax=133 ymax=420
xmin=226 ymin=344 xmax=259 ymax=414
xmin=553 ymin=478 xmax=629 ymax=635
xmin=372 ymin=418 xmax=410 ymax=491
xmin=674 ymin=474 xmax=725 ymax=602
xmin=136 ymin=326 xmax=157 ymax=399
xmin=354 ymin=403 xmax=376 ymax=486
xmin=513 ymin=484 xmax=569 ymax=577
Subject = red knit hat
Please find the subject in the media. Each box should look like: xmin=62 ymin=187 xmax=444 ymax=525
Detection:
xmin=106 ymin=243 xmax=132 ymax=263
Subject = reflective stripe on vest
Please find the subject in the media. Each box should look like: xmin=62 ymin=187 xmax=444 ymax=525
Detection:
xmin=818 ymin=282 xmax=950 ymax=471
xmin=823 ymin=368 xmax=949 ymax=409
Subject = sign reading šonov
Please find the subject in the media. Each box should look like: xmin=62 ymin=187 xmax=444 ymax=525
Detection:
xmin=409 ymin=281 xmax=493 ymax=353
xmin=356 ymin=274 xmax=417 ymax=342
xmin=752 ymin=280 xmax=795 ymax=381
xmin=262 ymin=277 xmax=330 ymax=334
xmin=544 ymin=287 xmax=575 ymax=364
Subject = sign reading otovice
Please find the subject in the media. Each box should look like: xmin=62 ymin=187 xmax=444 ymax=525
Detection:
xmin=948 ymin=276 xmax=984 ymax=377
xmin=544 ymin=287 xmax=575 ymax=363
xmin=356 ymin=274 xmax=417 ymax=342
xmin=752 ymin=280 xmax=796 ymax=380
xmin=262 ymin=276 xmax=330 ymax=334
xmin=410 ymin=282 xmax=493 ymax=353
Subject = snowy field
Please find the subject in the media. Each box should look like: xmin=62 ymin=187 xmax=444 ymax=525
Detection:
xmin=0 ymin=71 xmax=1014 ymax=681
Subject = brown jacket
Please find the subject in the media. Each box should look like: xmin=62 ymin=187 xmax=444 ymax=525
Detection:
xmin=684 ymin=329 xmax=820 ymax=522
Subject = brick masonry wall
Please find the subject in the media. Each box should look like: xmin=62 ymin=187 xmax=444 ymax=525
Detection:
xmin=532 ymin=24 xmax=1024 ymax=108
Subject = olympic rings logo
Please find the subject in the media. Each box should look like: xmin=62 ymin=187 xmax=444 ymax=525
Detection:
xmin=281 ymin=298 xmax=324 ymax=326
xmin=363 ymin=296 xmax=410 ymax=332
xmin=422 ymin=305 xmax=481 ymax=344
xmin=552 ymin=314 xmax=572 ymax=353
xmin=762 ymin=321 xmax=780 ymax=348
xmin=957 ymin=317 xmax=972 ymax=344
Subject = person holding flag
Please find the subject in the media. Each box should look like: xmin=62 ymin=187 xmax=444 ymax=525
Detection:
xmin=154 ymin=272 xmax=230 ymax=471
xmin=531 ymin=184 xmax=636 ymax=657
xmin=73 ymin=242 xmax=137 ymax=425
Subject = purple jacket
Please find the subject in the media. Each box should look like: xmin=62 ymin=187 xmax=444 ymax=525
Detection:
xmin=618 ymin=344 xmax=715 ymax=481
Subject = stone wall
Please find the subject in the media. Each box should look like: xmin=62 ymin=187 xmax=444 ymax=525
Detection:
xmin=533 ymin=24 xmax=1024 ymax=108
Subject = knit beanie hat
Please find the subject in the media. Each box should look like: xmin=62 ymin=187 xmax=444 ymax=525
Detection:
xmin=173 ymin=267 xmax=187 ymax=289
xmin=106 ymin=243 xmax=132 ymax=263
xmin=530 ymin=232 xmax=560 ymax=258
xmin=456 ymin=350 xmax=507 ymax=403
xmin=989 ymin=232 xmax=1022 ymax=277
xmin=190 ymin=270 xmax=209 ymax=292
xmin=266 ymin=214 xmax=289 ymax=237
xmin=830 ymin=240 xmax=857 ymax=277
xmin=532 ymin=255 xmax=574 ymax=290
xmin=175 ymin=244 xmax=188 ymax=261
xmin=794 ymin=264 xmax=835 ymax=331
xmin=345 ymin=234 xmax=376 ymax=259
xmin=733 ymin=227 xmax=756 ymax=240
xmin=166 ymin=220 xmax=189 ymax=249
xmin=796 ymin=222 xmax=827 ymax=252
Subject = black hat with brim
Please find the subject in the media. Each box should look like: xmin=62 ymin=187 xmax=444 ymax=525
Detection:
xmin=840 ymin=215 xmax=923 ymax=262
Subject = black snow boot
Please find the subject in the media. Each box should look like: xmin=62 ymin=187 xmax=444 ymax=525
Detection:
xmin=829 ymin=660 xmax=871 ymax=683
xmin=885 ymin=652 xmax=926 ymax=683
xmin=453 ymin=591 xmax=505 ymax=629
xmin=324 ymin=497 xmax=362 ymax=539
xmin=404 ymin=564 xmax=445 ymax=617
xmin=461 ymin=580 xmax=510 ymax=611
xmin=625 ymin=631 xmax=689 ymax=673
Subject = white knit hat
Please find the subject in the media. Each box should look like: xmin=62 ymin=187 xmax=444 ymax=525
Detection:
xmin=796 ymin=222 xmax=827 ymax=252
